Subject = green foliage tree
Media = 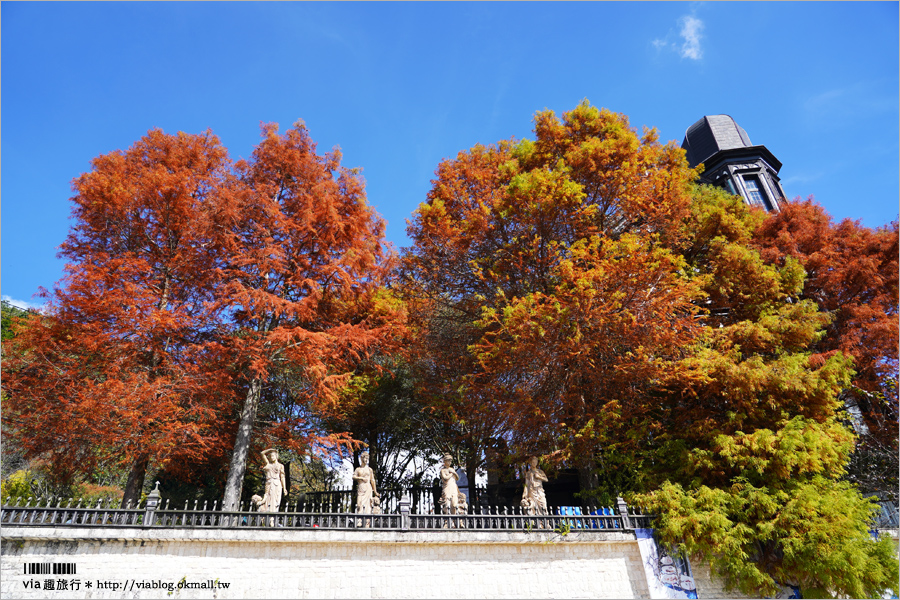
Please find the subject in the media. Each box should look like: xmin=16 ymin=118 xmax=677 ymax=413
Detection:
xmin=327 ymin=361 xmax=442 ymax=493
xmin=637 ymin=421 xmax=898 ymax=598
xmin=635 ymin=185 xmax=898 ymax=598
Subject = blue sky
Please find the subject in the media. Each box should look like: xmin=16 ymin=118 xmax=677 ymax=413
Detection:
xmin=3 ymin=2 xmax=898 ymax=310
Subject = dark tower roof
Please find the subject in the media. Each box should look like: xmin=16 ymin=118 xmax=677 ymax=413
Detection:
xmin=682 ymin=115 xmax=753 ymax=167
xmin=681 ymin=115 xmax=782 ymax=172
xmin=681 ymin=114 xmax=785 ymax=213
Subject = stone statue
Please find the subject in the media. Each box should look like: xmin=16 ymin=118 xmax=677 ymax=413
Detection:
xmin=521 ymin=456 xmax=548 ymax=515
xmin=439 ymin=454 xmax=460 ymax=515
xmin=352 ymin=451 xmax=379 ymax=515
xmin=456 ymin=491 xmax=468 ymax=515
xmin=253 ymin=448 xmax=286 ymax=513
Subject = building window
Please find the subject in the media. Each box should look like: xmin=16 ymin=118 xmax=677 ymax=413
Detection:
xmin=723 ymin=178 xmax=737 ymax=196
xmin=743 ymin=175 xmax=773 ymax=211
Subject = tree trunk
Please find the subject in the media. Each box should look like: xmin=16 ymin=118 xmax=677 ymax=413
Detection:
xmin=222 ymin=378 xmax=263 ymax=511
xmin=118 ymin=283 xmax=168 ymax=511
xmin=351 ymin=450 xmax=360 ymax=511
xmin=283 ymin=460 xmax=291 ymax=508
xmin=121 ymin=453 xmax=150 ymax=508
xmin=465 ymin=437 xmax=479 ymax=509
xmin=577 ymin=457 xmax=599 ymax=504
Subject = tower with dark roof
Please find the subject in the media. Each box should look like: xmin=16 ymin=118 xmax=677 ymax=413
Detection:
xmin=682 ymin=115 xmax=785 ymax=212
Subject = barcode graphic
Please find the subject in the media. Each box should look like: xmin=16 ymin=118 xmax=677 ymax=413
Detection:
xmin=24 ymin=563 xmax=76 ymax=575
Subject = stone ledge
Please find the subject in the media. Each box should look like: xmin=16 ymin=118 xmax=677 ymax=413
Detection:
xmin=1 ymin=526 xmax=636 ymax=545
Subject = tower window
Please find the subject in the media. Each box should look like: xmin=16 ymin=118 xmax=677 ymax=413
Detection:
xmin=723 ymin=178 xmax=737 ymax=196
xmin=743 ymin=175 xmax=773 ymax=211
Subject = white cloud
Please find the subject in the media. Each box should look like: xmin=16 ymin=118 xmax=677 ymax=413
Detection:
xmin=679 ymin=16 xmax=704 ymax=60
xmin=779 ymin=172 xmax=824 ymax=187
xmin=1 ymin=295 xmax=44 ymax=311
xmin=804 ymin=81 xmax=898 ymax=120
xmin=652 ymin=15 xmax=705 ymax=61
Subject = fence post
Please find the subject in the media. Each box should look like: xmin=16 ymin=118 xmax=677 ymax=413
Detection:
xmin=399 ymin=494 xmax=410 ymax=532
xmin=616 ymin=496 xmax=630 ymax=529
xmin=143 ymin=481 xmax=161 ymax=527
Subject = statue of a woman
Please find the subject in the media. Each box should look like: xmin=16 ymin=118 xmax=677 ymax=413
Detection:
xmin=259 ymin=448 xmax=286 ymax=512
xmin=439 ymin=454 xmax=460 ymax=515
xmin=352 ymin=451 xmax=379 ymax=514
xmin=522 ymin=456 xmax=548 ymax=515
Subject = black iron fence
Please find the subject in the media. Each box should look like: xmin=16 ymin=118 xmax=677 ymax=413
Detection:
xmin=5 ymin=490 xmax=895 ymax=534
xmin=0 ymin=490 xmax=652 ymax=532
xmin=302 ymin=484 xmax=483 ymax=514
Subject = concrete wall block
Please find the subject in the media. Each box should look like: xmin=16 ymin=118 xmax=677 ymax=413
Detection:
xmin=1 ymin=529 xmax=738 ymax=599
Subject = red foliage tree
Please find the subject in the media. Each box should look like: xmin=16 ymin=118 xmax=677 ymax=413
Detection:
xmin=753 ymin=198 xmax=898 ymax=405
xmin=753 ymin=197 xmax=899 ymax=496
xmin=216 ymin=122 xmax=404 ymax=510
xmin=2 ymin=130 xmax=235 ymax=505
xmin=3 ymin=123 xmax=404 ymax=510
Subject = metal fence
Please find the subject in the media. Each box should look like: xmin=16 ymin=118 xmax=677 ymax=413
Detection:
xmin=0 ymin=491 xmax=652 ymax=532
xmin=303 ymin=484 xmax=483 ymax=514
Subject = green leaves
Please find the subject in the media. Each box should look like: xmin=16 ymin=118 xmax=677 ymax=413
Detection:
xmin=713 ymin=417 xmax=854 ymax=481
xmin=637 ymin=475 xmax=898 ymax=598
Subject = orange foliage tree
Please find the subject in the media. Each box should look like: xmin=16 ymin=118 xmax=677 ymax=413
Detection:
xmin=402 ymin=101 xmax=699 ymax=492
xmin=2 ymin=123 xmax=405 ymax=509
xmin=216 ymin=122 xmax=404 ymax=510
xmin=2 ymin=130 xmax=236 ymax=506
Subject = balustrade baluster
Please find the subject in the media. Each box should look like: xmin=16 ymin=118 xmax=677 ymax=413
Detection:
xmin=38 ymin=497 xmax=49 ymax=525
xmin=59 ymin=497 xmax=71 ymax=526
xmin=26 ymin=498 xmax=38 ymax=524
xmin=86 ymin=499 xmax=97 ymax=525
xmin=41 ymin=497 xmax=52 ymax=524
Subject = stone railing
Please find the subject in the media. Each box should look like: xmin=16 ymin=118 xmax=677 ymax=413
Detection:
xmin=1 ymin=488 xmax=653 ymax=532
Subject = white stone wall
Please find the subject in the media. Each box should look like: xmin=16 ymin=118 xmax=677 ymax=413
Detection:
xmin=1 ymin=528 xmax=651 ymax=599
xmin=690 ymin=562 xmax=753 ymax=600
